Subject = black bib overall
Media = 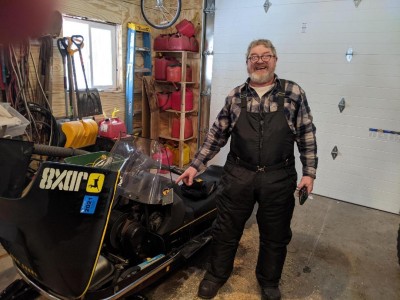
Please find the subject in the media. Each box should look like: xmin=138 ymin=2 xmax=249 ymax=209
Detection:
xmin=205 ymin=82 xmax=297 ymax=288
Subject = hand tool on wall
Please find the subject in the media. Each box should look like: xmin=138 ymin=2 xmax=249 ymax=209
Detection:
xmin=58 ymin=37 xmax=78 ymax=118
xmin=57 ymin=38 xmax=71 ymax=118
xmin=71 ymin=35 xmax=102 ymax=118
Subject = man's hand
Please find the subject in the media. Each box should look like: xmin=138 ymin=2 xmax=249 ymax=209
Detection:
xmin=297 ymin=176 xmax=314 ymax=194
xmin=175 ymin=166 xmax=198 ymax=186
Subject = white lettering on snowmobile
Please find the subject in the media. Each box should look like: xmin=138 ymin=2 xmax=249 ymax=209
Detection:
xmin=39 ymin=168 xmax=88 ymax=191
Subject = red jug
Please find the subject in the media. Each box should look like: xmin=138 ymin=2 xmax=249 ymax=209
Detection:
xmin=171 ymin=88 xmax=193 ymax=111
xmin=166 ymin=64 xmax=192 ymax=82
xmin=154 ymin=34 xmax=170 ymax=51
xmin=175 ymin=19 xmax=195 ymax=37
xmin=171 ymin=117 xmax=193 ymax=139
xmin=152 ymin=147 xmax=173 ymax=173
xmin=168 ymin=33 xmax=190 ymax=51
xmin=155 ymin=56 xmax=179 ymax=80
xmin=189 ymin=36 xmax=199 ymax=52
xmin=98 ymin=117 xmax=127 ymax=139
xmin=157 ymin=92 xmax=171 ymax=111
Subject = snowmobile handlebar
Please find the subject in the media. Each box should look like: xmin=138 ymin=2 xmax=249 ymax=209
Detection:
xmin=33 ymin=144 xmax=89 ymax=157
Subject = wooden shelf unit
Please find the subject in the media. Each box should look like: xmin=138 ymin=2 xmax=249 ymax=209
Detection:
xmin=154 ymin=50 xmax=200 ymax=168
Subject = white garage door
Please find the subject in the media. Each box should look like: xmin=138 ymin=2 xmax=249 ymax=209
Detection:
xmin=208 ymin=0 xmax=400 ymax=213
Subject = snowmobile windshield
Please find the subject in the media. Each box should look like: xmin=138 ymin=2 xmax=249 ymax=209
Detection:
xmin=108 ymin=137 xmax=173 ymax=205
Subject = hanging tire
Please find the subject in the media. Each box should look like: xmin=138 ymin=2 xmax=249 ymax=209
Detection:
xmin=141 ymin=0 xmax=181 ymax=29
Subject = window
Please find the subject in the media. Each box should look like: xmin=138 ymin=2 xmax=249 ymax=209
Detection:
xmin=62 ymin=16 xmax=118 ymax=90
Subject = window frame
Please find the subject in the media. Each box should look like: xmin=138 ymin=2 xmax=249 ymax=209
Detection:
xmin=62 ymin=15 xmax=119 ymax=91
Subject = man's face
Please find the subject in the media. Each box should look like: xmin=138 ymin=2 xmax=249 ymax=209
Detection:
xmin=246 ymin=45 xmax=277 ymax=86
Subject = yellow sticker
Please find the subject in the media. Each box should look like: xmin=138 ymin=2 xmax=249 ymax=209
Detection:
xmin=86 ymin=173 xmax=105 ymax=193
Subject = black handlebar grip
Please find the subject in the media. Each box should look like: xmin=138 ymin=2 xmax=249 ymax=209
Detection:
xmin=33 ymin=144 xmax=89 ymax=157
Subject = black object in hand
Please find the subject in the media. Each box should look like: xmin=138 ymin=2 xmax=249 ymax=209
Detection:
xmin=299 ymin=187 xmax=308 ymax=205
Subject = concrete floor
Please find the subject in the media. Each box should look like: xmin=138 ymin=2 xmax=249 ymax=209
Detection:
xmin=1 ymin=194 xmax=399 ymax=299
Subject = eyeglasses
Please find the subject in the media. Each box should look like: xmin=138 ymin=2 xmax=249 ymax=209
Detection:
xmin=247 ymin=54 xmax=275 ymax=63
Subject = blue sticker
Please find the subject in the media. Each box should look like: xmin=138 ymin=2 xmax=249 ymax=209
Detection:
xmin=80 ymin=195 xmax=99 ymax=214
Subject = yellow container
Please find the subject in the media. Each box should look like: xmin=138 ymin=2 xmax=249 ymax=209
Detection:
xmin=165 ymin=143 xmax=190 ymax=166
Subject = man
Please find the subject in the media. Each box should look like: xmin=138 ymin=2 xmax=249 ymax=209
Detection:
xmin=176 ymin=39 xmax=317 ymax=300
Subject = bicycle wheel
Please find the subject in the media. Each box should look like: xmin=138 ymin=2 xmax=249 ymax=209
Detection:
xmin=141 ymin=0 xmax=181 ymax=29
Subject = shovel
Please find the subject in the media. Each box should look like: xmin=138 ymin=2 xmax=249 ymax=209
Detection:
xmin=71 ymin=35 xmax=102 ymax=118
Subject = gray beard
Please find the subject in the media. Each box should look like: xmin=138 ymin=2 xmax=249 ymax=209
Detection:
xmin=249 ymin=72 xmax=273 ymax=85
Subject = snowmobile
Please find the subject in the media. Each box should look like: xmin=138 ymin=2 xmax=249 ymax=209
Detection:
xmin=0 ymin=136 xmax=223 ymax=299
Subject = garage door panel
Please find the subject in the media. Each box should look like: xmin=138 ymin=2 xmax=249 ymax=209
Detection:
xmin=317 ymin=144 xmax=400 ymax=174
xmin=314 ymin=113 xmax=399 ymax=135
xmin=279 ymin=62 xmax=400 ymax=77
xmin=294 ymin=81 xmax=400 ymax=99
xmin=314 ymin=175 xmax=399 ymax=214
xmin=310 ymin=94 xmax=400 ymax=110
xmin=213 ymin=0 xmax=400 ymax=213
xmin=316 ymin=134 xmax=399 ymax=156
xmin=317 ymin=151 xmax=399 ymax=185
xmin=312 ymin=104 xmax=399 ymax=121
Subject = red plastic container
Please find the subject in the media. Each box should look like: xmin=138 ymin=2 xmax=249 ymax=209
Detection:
xmin=155 ymin=56 xmax=179 ymax=80
xmin=189 ymin=36 xmax=199 ymax=52
xmin=171 ymin=88 xmax=193 ymax=111
xmin=175 ymin=19 xmax=195 ymax=37
xmin=166 ymin=64 xmax=192 ymax=82
xmin=168 ymin=33 xmax=190 ymax=51
xmin=98 ymin=117 xmax=127 ymax=139
xmin=157 ymin=92 xmax=171 ymax=111
xmin=171 ymin=117 xmax=193 ymax=139
xmin=152 ymin=147 xmax=173 ymax=173
xmin=154 ymin=34 xmax=170 ymax=50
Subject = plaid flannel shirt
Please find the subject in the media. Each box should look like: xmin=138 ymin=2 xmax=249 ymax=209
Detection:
xmin=191 ymin=76 xmax=318 ymax=178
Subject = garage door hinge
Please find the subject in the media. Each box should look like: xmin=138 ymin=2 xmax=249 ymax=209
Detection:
xmin=264 ymin=1 xmax=272 ymax=13
xmin=201 ymin=88 xmax=211 ymax=96
xmin=331 ymin=146 xmax=338 ymax=160
xmin=354 ymin=0 xmax=362 ymax=8
xmin=338 ymin=98 xmax=345 ymax=113
xmin=204 ymin=2 xmax=215 ymax=14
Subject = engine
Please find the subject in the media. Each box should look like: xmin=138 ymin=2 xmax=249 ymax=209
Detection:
xmin=104 ymin=198 xmax=165 ymax=262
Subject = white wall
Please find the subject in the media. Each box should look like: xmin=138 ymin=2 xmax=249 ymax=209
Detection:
xmin=208 ymin=0 xmax=400 ymax=213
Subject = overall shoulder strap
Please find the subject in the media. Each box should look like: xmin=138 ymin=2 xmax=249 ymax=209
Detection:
xmin=276 ymin=79 xmax=286 ymax=107
xmin=239 ymin=86 xmax=248 ymax=109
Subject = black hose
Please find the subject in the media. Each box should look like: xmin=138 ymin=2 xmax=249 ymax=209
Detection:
xmin=33 ymin=144 xmax=89 ymax=157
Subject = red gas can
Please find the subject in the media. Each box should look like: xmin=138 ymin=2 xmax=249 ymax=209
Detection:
xmin=98 ymin=117 xmax=127 ymax=139
xmin=157 ymin=92 xmax=171 ymax=111
xmin=171 ymin=117 xmax=193 ymax=139
xmin=152 ymin=147 xmax=173 ymax=173
xmin=154 ymin=34 xmax=170 ymax=50
xmin=175 ymin=19 xmax=195 ymax=37
xmin=189 ymin=36 xmax=199 ymax=52
xmin=166 ymin=64 xmax=192 ymax=82
xmin=155 ymin=56 xmax=179 ymax=80
xmin=171 ymin=88 xmax=193 ymax=111
xmin=168 ymin=33 xmax=190 ymax=51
